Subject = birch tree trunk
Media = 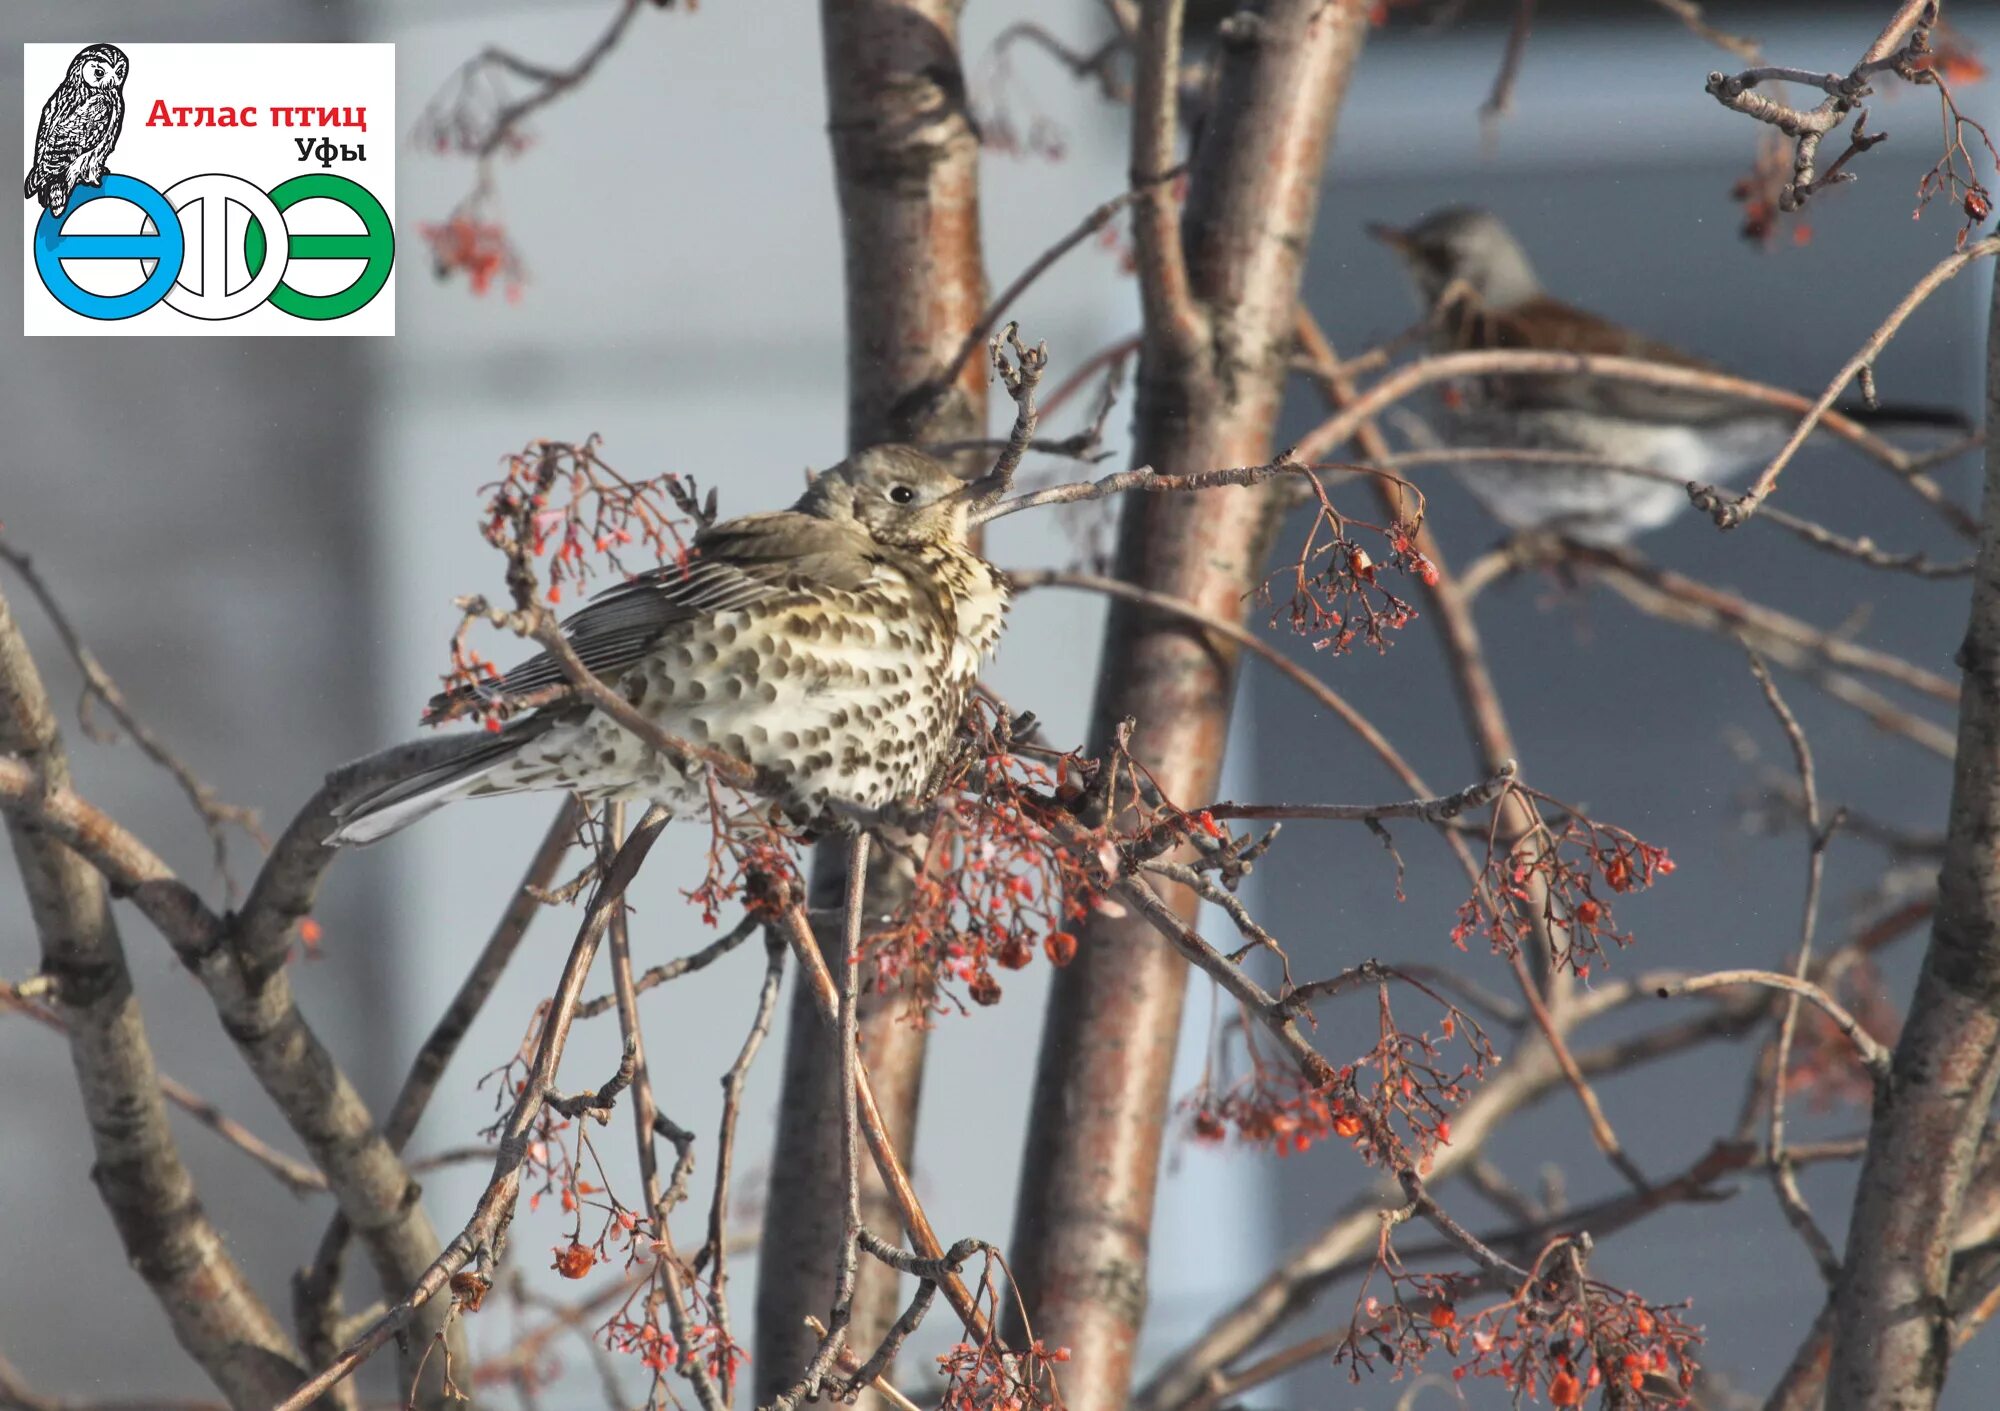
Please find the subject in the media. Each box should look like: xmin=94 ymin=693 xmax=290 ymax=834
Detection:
xmin=754 ymin=1 xmax=989 ymax=1398
xmin=1003 ymin=6 xmax=1370 ymax=1410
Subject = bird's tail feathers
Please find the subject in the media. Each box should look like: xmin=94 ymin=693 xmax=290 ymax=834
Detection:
xmin=326 ymin=717 xmax=553 ymax=846
xmin=1833 ymin=399 xmax=1972 ymax=435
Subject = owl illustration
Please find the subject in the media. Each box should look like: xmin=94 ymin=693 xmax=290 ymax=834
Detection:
xmin=25 ymin=44 xmax=130 ymax=218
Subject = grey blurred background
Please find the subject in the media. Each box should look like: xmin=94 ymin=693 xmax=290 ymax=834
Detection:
xmin=1 ymin=1 xmax=1996 ymax=1406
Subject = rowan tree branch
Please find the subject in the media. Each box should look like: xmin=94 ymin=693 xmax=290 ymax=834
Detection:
xmin=0 ymin=534 xmax=266 ymax=895
xmin=0 ymin=588 xmax=306 ymax=1407
xmin=0 ymin=754 xmax=461 ymax=1404
xmin=1742 ymin=650 xmax=1845 ymax=1283
xmin=0 ymin=985 xmax=326 ymax=1197
xmin=773 ymin=898 xmax=993 ymax=1342
xmin=1698 ymin=234 xmax=2000 ymax=528
xmin=1656 ymin=970 xmax=1891 ymax=1075
xmin=269 ymin=807 xmax=671 ymax=1411
xmin=294 ymin=798 xmax=583 ymax=1380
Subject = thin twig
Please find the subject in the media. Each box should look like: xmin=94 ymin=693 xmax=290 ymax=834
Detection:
xmin=268 ymin=808 xmax=672 ymax=1411
xmin=1479 ymin=0 xmax=1535 ymax=133
xmin=295 ymin=799 xmax=584 ymax=1362
xmin=1007 ymin=569 xmax=1452 ymax=850
xmin=696 ymin=926 xmax=786 ymax=1366
xmin=770 ymin=832 xmax=871 ymax=1409
xmin=576 ymin=914 xmax=759 ymax=1019
xmin=1289 ymin=345 xmax=1981 ymax=539
xmin=803 ymin=1315 xmax=926 ymax=1411
xmin=774 ymin=899 xmax=994 ymax=1341
xmin=1656 ymin=970 xmax=1891 ymax=1075
xmin=0 ymin=534 xmax=267 ymax=895
xmin=1699 ymin=234 xmax=2000 ymax=527
xmin=960 ymin=324 xmax=1050 ymax=509
xmin=601 ymin=803 xmax=729 ymax=1411
xmin=0 ymin=984 xmax=326 ymax=1196
xmin=1744 ymin=649 xmax=1844 ymax=1282
xmin=906 ymin=185 xmax=1158 ymax=426
xmin=1369 ymin=445 xmax=1976 ymax=577
xmin=1205 ymin=765 xmax=1517 ymax=825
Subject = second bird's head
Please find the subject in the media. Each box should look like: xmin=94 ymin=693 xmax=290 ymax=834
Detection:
xmin=1368 ymin=206 xmax=1541 ymax=312
xmin=799 ymin=444 xmax=978 ymax=548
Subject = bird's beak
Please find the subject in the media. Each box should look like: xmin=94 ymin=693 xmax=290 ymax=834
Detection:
xmin=1365 ymin=221 xmax=1410 ymax=252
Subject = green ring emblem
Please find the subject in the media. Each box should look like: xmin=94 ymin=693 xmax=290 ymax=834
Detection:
xmin=244 ymin=173 xmax=394 ymax=320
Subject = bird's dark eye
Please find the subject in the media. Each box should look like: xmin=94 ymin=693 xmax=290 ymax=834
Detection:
xmin=888 ymin=485 xmax=916 ymax=505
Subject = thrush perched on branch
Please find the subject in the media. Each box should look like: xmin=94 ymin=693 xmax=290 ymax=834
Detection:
xmin=1369 ymin=206 xmax=1966 ymax=545
xmin=327 ymin=445 xmax=1009 ymax=845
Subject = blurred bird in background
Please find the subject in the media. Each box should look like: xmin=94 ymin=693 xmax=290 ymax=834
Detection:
xmin=1370 ymin=206 xmax=1965 ymax=545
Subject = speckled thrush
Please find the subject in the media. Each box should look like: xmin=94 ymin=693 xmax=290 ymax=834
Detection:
xmin=327 ymin=444 xmax=1009 ymax=845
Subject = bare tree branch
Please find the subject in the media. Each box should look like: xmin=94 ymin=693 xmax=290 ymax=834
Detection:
xmin=0 ymin=588 xmax=305 ymax=1407
xmin=0 ymin=535 xmax=266 ymax=895
xmin=1696 ymin=234 xmax=2000 ymax=529
xmin=0 ymin=754 xmax=462 ymax=1404
xmin=269 ymin=807 xmax=671 ymax=1411
xmin=0 ymin=984 xmax=326 ymax=1197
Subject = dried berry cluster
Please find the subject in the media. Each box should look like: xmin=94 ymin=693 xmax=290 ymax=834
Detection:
xmin=468 ymin=1030 xmax=749 ymax=1407
xmin=685 ymin=779 xmax=805 ymax=928
xmin=934 ymin=1258 xmax=1069 ymax=1411
xmin=430 ymin=436 xmax=707 ymax=729
xmin=1454 ymin=786 xmax=1675 ymax=978
xmin=412 ymin=55 xmax=539 ymax=161
xmin=867 ymin=707 xmax=1100 ymax=1016
xmin=1344 ymin=1239 xmax=1704 ymax=1399
xmin=1185 ymin=979 xmax=1493 ymax=1168
xmin=1340 ymin=1239 xmax=1702 ymax=1410
xmin=601 ymin=1269 xmax=748 ymax=1404
xmin=1906 ymin=20 xmax=1996 ymax=247
xmin=1261 ymin=475 xmax=1433 ymax=655
xmin=418 ymin=213 xmax=527 ymax=300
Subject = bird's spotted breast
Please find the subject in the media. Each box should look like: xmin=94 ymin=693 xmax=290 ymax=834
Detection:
xmin=490 ymin=549 xmax=1004 ymax=819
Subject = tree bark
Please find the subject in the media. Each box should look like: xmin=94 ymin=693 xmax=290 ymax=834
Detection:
xmin=754 ymin=0 xmax=988 ymax=1398
xmin=1826 ymin=268 xmax=2000 ymax=1409
xmin=0 ymin=587 xmax=307 ymax=1408
xmin=1003 ymin=6 xmax=1369 ymax=1410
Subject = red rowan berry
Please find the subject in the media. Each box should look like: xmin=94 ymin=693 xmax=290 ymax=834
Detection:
xmin=551 ymin=1242 xmax=594 ymax=1279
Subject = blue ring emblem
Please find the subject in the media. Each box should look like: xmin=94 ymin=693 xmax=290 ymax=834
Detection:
xmin=33 ymin=174 xmax=186 ymax=320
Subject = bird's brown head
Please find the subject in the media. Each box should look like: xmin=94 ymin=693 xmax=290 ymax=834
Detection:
xmin=798 ymin=444 xmax=973 ymax=548
xmin=1368 ymin=206 xmax=1541 ymax=313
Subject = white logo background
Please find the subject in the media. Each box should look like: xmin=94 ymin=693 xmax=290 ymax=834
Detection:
xmin=21 ymin=43 xmax=397 ymax=337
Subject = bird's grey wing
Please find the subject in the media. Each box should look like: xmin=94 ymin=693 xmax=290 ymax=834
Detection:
xmin=422 ymin=511 xmax=877 ymax=721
